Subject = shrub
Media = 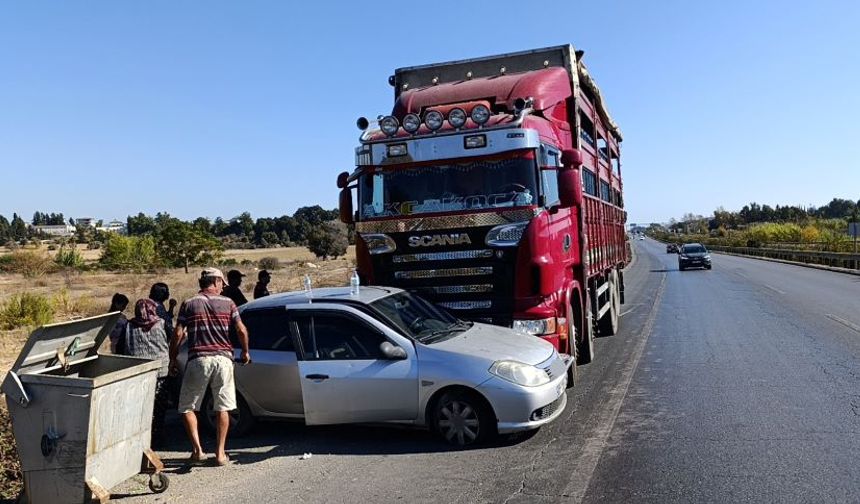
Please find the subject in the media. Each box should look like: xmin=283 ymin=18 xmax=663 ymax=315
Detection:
xmin=0 ymin=293 xmax=55 ymax=330
xmin=0 ymin=251 xmax=54 ymax=277
xmin=240 ymin=259 xmax=254 ymax=267
xmin=216 ymin=258 xmax=238 ymax=267
xmin=54 ymin=246 xmax=85 ymax=269
xmin=258 ymin=257 xmax=280 ymax=270
xmin=53 ymin=288 xmax=96 ymax=318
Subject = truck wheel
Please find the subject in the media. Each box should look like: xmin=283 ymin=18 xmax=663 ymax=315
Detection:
xmin=574 ymin=293 xmax=594 ymax=365
xmin=598 ymin=271 xmax=620 ymax=336
xmin=565 ymin=300 xmax=578 ymax=388
xmin=431 ymin=390 xmax=495 ymax=447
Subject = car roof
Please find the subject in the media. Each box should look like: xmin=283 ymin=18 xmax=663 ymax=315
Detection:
xmin=240 ymin=286 xmax=403 ymax=311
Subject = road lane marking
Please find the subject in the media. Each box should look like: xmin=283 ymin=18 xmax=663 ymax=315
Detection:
xmin=763 ymin=284 xmax=785 ymax=295
xmin=563 ymin=272 xmax=667 ymax=502
xmin=825 ymin=314 xmax=860 ymax=334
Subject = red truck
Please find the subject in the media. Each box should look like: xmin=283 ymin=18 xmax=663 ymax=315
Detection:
xmin=337 ymin=45 xmax=627 ymax=381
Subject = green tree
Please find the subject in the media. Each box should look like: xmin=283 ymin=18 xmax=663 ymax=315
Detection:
xmin=156 ymin=218 xmax=223 ymax=273
xmin=306 ymin=220 xmax=349 ymax=260
xmin=99 ymin=234 xmax=159 ymax=271
xmin=126 ymin=212 xmax=157 ymax=236
xmin=10 ymin=213 xmax=27 ymax=240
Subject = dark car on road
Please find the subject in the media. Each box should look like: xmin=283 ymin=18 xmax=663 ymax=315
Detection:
xmin=666 ymin=243 xmax=679 ymax=253
xmin=678 ymin=243 xmax=712 ymax=271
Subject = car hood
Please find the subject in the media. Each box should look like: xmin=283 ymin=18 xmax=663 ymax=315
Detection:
xmin=427 ymin=322 xmax=555 ymax=365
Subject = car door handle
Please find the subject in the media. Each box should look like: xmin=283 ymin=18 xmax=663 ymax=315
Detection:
xmin=305 ymin=374 xmax=329 ymax=380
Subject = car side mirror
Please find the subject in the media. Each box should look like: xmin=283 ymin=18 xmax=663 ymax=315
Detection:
xmin=380 ymin=341 xmax=407 ymax=360
xmin=339 ymin=187 xmax=354 ymax=224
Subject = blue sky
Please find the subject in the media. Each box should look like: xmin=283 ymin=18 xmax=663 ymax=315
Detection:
xmin=1 ymin=1 xmax=858 ymax=225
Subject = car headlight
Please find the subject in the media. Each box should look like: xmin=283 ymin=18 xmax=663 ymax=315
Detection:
xmin=512 ymin=317 xmax=557 ymax=336
xmin=489 ymin=360 xmax=550 ymax=387
xmin=470 ymin=104 xmax=491 ymax=125
xmin=704 ymin=254 xmax=711 ymax=260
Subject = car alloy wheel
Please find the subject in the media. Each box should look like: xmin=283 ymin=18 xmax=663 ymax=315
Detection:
xmin=432 ymin=391 xmax=492 ymax=446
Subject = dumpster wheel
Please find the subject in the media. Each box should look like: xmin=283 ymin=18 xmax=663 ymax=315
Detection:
xmin=149 ymin=472 xmax=170 ymax=493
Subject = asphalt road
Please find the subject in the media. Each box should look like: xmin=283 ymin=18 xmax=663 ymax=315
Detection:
xmin=116 ymin=238 xmax=860 ymax=503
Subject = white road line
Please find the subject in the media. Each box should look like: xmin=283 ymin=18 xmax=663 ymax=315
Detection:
xmin=825 ymin=313 xmax=860 ymax=334
xmin=563 ymin=272 xmax=667 ymax=502
xmin=763 ymin=284 xmax=785 ymax=295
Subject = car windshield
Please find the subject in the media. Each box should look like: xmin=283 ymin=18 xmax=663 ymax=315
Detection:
xmin=370 ymin=291 xmax=471 ymax=343
xmin=683 ymin=245 xmax=707 ymax=253
xmin=358 ymin=155 xmax=538 ymax=218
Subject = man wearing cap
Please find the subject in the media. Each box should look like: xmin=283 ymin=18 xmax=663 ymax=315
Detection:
xmin=221 ymin=269 xmax=248 ymax=307
xmin=253 ymin=270 xmax=271 ymax=299
xmin=169 ymin=267 xmax=250 ymax=466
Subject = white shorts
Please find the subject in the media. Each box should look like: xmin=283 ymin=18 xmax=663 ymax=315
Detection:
xmin=178 ymin=355 xmax=236 ymax=413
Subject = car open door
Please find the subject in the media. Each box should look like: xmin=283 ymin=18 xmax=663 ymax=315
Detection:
xmin=291 ymin=306 xmax=419 ymax=425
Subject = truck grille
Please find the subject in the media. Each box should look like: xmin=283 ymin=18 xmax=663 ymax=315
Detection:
xmin=368 ymin=225 xmax=517 ymax=327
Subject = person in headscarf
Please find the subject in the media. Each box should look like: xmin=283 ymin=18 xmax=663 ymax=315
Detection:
xmin=122 ymin=298 xmax=172 ymax=446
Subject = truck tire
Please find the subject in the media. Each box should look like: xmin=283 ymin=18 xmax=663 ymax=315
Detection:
xmin=574 ymin=292 xmax=594 ymax=365
xmin=565 ymin=300 xmax=578 ymax=388
xmin=598 ymin=271 xmax=620 ymax=336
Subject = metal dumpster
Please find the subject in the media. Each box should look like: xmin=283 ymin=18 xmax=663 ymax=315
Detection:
xmin=1 ymin=313 xmax=169 ymax=503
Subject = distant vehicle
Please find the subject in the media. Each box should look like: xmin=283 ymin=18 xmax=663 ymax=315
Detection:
xmin=678 ymin=243 xmax=712 ymax=271
xmin=666 ymin=243 xmax=678 ymax=253
xmin=197 ymin=286 xmax=572 ymax=446
xmin=638 ymin=235 xmax=645 ymax=240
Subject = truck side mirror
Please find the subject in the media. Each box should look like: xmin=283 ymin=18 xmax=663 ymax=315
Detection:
xmin=336 ymin=171 xmax=350 ymax=189
xmin=339 ymin=188 xmax=354 ymax=224
xmin=560 ymin=149 xmax=582 ymax=169
xmin=558 ymin=168 xmax=583 ymax=208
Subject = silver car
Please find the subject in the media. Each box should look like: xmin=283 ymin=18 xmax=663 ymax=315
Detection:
xmin=199 ymin=286 xmax=572 ymax=446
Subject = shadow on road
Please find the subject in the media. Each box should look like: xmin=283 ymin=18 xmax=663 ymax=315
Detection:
xmin=145 ymin=411 xmax=537 ymax=472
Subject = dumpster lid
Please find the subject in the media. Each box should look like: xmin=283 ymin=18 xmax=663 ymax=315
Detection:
xmin=8 ymin=312 xmax=121 ymax=376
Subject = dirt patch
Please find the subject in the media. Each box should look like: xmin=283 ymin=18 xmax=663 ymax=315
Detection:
xmin=0 ymin=404 xmax=21 ymax=500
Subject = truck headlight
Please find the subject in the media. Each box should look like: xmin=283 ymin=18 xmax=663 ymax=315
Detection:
xmin=489 ymin=360 xmax=550 ymax=387
xmin=471 ymin=104 xmax=491 ymax=125
xmin=486 ymin=221 xmax=529 ymax=247
xmin=402 ymin=113 xmax=421 ymax=133
xmin=425 ymin=110 xmax=444 ymax=131
xmin=360 ymin=233 xmax=396 ymax=255
xmin=380 ymin=116 xmax=400 ymax=136
xmin=512 ymin=317 xmax=557 ymax=336
xmin=448 ymin=107 xmax=467 ymax=128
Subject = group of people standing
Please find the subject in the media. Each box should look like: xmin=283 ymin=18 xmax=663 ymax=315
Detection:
xmin=108 ymin=267 xmax=266 ymax=466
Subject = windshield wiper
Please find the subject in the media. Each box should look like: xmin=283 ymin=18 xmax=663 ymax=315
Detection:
xmin=419 ymin=320 xmax=473 ymax=343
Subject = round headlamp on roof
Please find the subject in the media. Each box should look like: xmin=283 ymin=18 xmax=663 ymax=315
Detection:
xmin=402 ymin=113 xmax=421 ymax=133
xmin=424 ymin=110 xmax=444 ymax=131
xmin=470 ymin=104 xmax=491 ymax=125
xmin=379 ymin=116 xmax=400 ymax=136
xmin=448 ymin=107 xmax=467 ymax=128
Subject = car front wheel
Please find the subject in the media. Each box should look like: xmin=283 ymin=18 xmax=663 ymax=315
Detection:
xmin=201 ymin=392 xmax=255 ymax=437
xmin=431 ymin=390 xmax=495 ymax=447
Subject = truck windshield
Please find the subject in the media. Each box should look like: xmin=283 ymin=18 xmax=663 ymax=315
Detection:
xmin=358 ymin=156 xmax=538 ymax=218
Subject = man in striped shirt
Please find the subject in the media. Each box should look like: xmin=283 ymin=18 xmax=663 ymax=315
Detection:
xmin=169 ymin=267 xmax=250 ymax=466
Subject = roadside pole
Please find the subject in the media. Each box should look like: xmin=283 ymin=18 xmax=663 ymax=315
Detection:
xmin=850 ymin=222 xmax=859 ymax=270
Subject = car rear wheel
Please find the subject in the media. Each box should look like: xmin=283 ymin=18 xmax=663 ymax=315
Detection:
xmin=201 ymin=392 xmax=255 ymax=438
xmin=431 ymin=390 xmax=495 ymax=447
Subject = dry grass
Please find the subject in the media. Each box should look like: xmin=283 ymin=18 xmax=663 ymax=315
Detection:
xmin=0 ymin=247 xmax=355 ymax=372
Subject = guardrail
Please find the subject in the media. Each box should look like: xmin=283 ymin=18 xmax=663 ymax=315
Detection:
xmin=709 ymin=246 xmax=860 ymax=271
